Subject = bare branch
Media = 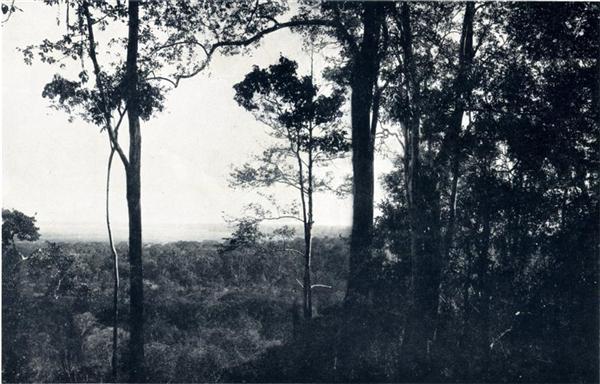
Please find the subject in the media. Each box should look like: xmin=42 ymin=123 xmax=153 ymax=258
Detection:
xmin=146 ymin=76 xmax=177 ymax=88
xmin=173 ymin=18 xmax=336 ymax=86
xmin=113 ymin=106 xmax=128 ymax=136
xmin=146 ymin=38 xmax=209 ymax=58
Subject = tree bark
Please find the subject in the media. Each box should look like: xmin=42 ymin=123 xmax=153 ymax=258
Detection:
xmin=125 ymin=1 xmax=144 ymax=382
xmin=345 ymin=1 xmax=385 ymax=305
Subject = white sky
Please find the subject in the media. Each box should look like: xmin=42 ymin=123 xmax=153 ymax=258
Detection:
xmin=1 ymin=2 xmax=397 ymax=240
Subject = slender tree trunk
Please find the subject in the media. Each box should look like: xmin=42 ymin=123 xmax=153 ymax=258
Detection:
xmin=345 ymin=1 xmax=385 ymax=305
xmin=82 ymin=4 xmax=129 ymax=379
xmin=106 ymin=148 xmax=120 ymax=381
xmin=440 ymin=1 xmax=475 ymax=253
xmin=303 ymin=122 xmax=315 ymax=319
xmin=398 ymin=2 xmax=421 ymax=296
xmin=293 ymin=126 xmax=312 ymax=320
xmin=303 ymin=219 xmax=313 ymax=319
xmin=435 ymin=0 xmax=475 ymax=347
xmin=125 ymin=1 xmax=144 ymax=381
xmin=400 ymin=3 xmax=476 ymax=372
xmin=399 ymin=3 xmax=433 ymax=370
xmin=443 ymin=167 xmax=459 ymax=261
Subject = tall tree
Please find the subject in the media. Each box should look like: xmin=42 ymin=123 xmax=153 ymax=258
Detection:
xmin=123 ymin=1 xmax=144 ymax=380
xmin=28 ymin=1 xmax=164 ymax=379
xmin=231 ymin=56 xmax=348 ymax=319
xmin=344 ymin=2 xmax=387 ymax=304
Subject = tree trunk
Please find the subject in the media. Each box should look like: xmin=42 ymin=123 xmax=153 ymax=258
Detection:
xmin=435 ymin=0 xmax=476 ymax=351
xmin=292 ymin=124 xmax=312 ymax=320
xmin=81 ymin=3 xmax=126 ymax=379
xmin=125 ymin=1 xmax=144 ymax=382
xmin=400 ymin=3 xmax=476 ymax=372
xmin=398 ymin=2 xmax=422 ymax=299
xmin=303 ymin=122 xmax=315 ymax=319
xmin=303 ymin=221 xmax=313 ymax=319
xmin=399 ymin=2 xmax=436 ymax=371
xmin=442 ymin=0 xmax=474 ymax=225
xmin=345 ymin=1 xmax=385 ymax=305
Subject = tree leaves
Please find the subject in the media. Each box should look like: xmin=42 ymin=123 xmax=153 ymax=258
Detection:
xmin=2 ymin=209 xmax=40 ymax=247
xmin=233 ymin=55 xmax=348 ymax=153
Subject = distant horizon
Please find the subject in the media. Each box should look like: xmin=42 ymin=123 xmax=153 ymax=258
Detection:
xmin=35 ymin=221 xmax=351 ymax=243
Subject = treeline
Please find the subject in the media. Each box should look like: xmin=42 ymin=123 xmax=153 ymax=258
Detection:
xmin=5 ymin=1 xmax=599 ymax=383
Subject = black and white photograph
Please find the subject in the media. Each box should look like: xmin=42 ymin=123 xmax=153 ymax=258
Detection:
xmin=1 ymin=1 xmax=598 ymax=382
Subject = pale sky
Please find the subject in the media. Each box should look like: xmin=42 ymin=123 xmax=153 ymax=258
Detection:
xmin=2 ymin=2 xmax=398 ymax=241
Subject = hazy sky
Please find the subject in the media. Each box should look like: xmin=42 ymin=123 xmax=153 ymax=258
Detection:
xmin=2 ymin=2 xmax=398 ymax=240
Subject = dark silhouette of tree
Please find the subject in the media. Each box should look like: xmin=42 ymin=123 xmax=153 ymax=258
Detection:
xmin=343 ymin=2 xmax=388 ymax=305
xmin=123 ymin=3 xmax=144 ymax=380
xmin=148 ymin=1 xmax=392 ymax=307
xmin=231 ymin=56 xmax=348 ymax=319
xmin=2 ymin=209 xmax=40 ymax=248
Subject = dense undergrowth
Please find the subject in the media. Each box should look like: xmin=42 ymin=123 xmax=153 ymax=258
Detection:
xmin=2 ymin=236 xmax=348 ymax=383
xmin=3 ymin=220 xmax=598 ymax=383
